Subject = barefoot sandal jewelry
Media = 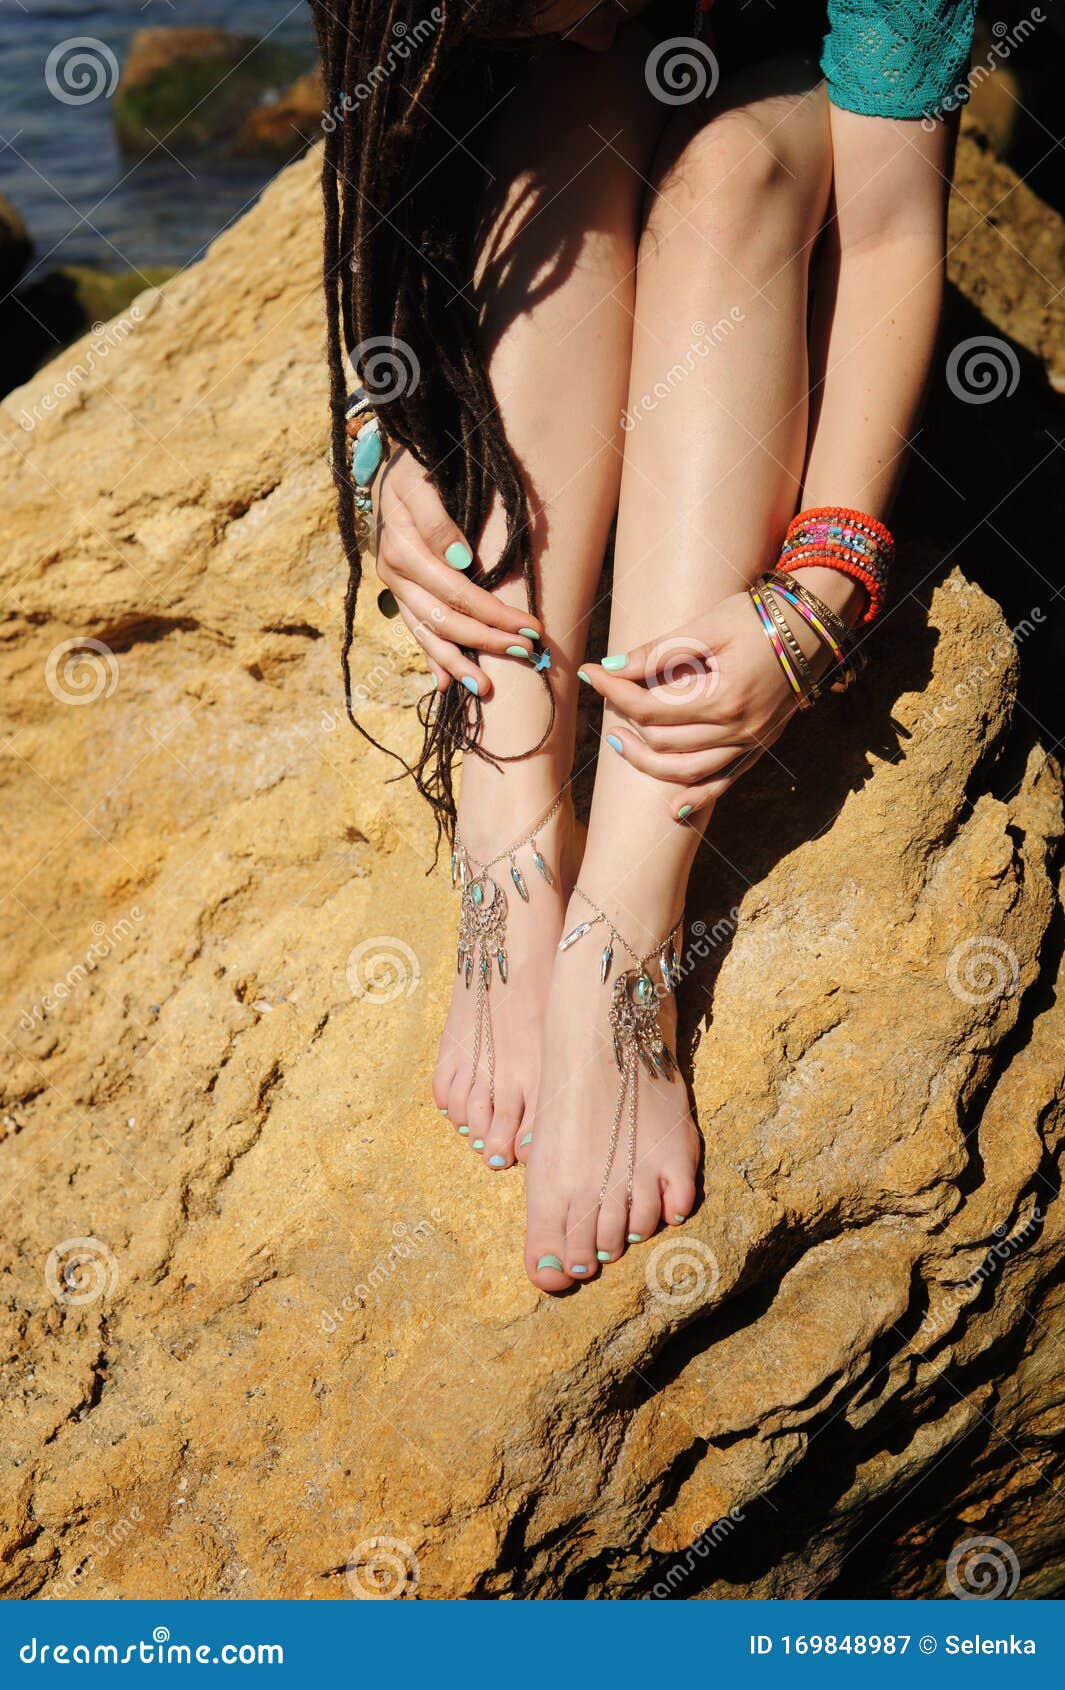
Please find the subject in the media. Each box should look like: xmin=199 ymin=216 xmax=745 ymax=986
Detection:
xmin=452 ymin=790 xmax=567 ymax=1100
xmin=560 ymin=888 xmax=683 ymax=1206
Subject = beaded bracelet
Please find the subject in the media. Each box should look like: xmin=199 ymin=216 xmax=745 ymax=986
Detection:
xmin=777 ymin=506 xmax=894 ymax=624
xmin=342 ymin=387 xmax=389 ymax=518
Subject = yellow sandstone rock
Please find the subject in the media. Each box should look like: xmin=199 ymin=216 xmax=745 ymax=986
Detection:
xmin=0 ymin=126 xmax=1062 ymax=1599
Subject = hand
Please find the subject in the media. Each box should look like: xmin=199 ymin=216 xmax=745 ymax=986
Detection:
xmin=374 ymin=448 xmax=542 ymax=695
xmin=579 ymin=590 xmax=821 ymax=820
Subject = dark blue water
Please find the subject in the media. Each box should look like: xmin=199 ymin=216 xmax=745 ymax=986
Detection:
xmin=0 ymin=0 xmax=316 ymax=279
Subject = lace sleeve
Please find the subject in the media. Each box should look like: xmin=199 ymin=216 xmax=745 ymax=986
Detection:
xmin=820 ymin=0 xmax=978 ymax=119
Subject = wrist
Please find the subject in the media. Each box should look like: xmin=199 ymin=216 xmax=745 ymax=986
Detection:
xmin=787 ymin=564 xmax=867 ymax=630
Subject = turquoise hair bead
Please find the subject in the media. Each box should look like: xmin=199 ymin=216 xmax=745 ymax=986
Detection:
xmin=352 ymin=424 xmax=383 ymax=486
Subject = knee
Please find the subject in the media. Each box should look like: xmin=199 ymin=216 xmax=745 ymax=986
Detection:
xmin=649 ymin=86 xmax=831 ymax=265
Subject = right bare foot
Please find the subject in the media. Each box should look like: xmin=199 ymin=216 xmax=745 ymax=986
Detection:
xmin=523 ymin=891 xmax=701 ymax=1291
xmin=432 ymin=777 xmax=579 ymax=1171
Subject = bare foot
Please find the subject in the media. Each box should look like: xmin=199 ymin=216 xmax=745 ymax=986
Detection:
xmin=523 ymin=893 xmax=700 ymax=1290
xmin=432 ymin=776 xmax=579 ymax=1170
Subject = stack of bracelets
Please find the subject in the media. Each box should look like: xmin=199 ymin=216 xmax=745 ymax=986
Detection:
xmin=747 ymin=506 xmax=895 ymax=711
xmin=339 ymin=387 xmax=389 ymax=520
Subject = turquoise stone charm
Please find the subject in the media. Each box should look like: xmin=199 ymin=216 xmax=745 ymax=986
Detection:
xmin=352 ymin=422 xmax=383 ymax=485
xmin=497 ymin=950 xmax=508 ymax=984
xmin=636 ymin=973 xmax=654 ymax=1003
xmin=471 ymin=883 xmax=483 ymax=906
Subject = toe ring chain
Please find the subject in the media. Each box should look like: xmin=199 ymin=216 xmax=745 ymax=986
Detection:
xmin=560 ymin=887 xmax=683 ymax=1207
xmin=452 ymin=788 xmax=567 ymax=1102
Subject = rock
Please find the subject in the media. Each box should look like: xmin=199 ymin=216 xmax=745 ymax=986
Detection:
xmin=234 ymin=68 xmax=326 ymax=161
xmin=0 ymin=265 xmax=177 ymax=399
xmin=0 ymin=130 xmax=1063 ymax=1600
xmin=112 ymin=27 xmax=305 ymax=156
xmin=0 ymin=193 xmax=32 ymax=296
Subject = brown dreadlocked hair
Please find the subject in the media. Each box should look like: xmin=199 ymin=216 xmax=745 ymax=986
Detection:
xmin=309 ymin=0 xmax=555 ymax=853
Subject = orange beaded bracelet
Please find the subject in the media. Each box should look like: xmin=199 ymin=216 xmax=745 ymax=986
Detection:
xmin=777 ymin=506 xmax=894 ymax=624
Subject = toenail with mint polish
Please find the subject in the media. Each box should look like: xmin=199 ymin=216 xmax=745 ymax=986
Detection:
xmin=444 ymin=541 xmax=473 ymax=570
xmin=601 ymin=653 xmax=628 ymax=671
xmin=570 ymin=1265 xmax=588 ymax=1275
xmin=537 ymin=1254 xmax=563 ymax=1272
xmin=457 ymin=1125 xmax=469 ymax=1135
xmin=596 ymin=1250 xmax=613 ymax=1262
xmin=488 ymin=1155 xmax=507 ymax=1168
xmin=605 ymin=733 xmax=623 ymax=755
xmin=519 ymin=1132 xmax=533 ymax=1146
xmin=472 ymin=1138 xmax=485 ymax=1150
xmin=461 ymin=676 xmax=479 ymax=695
xmin=673 ymin=1213 xmax=687 ymax=1223
xmin=627 ymin=1233 xmax=643 ymax=1243
xmin=440 ymin=1107 xmax=448 ymax=1116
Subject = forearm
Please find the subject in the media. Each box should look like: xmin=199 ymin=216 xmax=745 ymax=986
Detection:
xmin=799 ymin=106 xmax=957 ymax=625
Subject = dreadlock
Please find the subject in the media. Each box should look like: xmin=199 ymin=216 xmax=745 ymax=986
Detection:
xmin=309 ymin=0 xmax=555 ymax=854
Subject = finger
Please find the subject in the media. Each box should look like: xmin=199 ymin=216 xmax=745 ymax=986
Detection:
xmin=619 ymin=719 xmax=744 ymax=754
xmin=384 ymin=568 xmax=535 ymax=663
xmin=401 ymin=473 xmax=478 ymax=575
xmin=383 ymin=521 xmax=543 ymax=640
xmin=671 ymin=749 xmax=765 ymax=822
xmin=579 ymin=665 xmax=711 ymax=726
xmin=603 ymin=729 xmax=745 ymax=785
xmin=593 ymin=631 xmax=715 ymax=688
xmin=396 ymin=603 xmax=492 ymax=698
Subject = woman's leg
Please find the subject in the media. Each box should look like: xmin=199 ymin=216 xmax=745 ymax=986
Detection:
xmin=433 ymin=33 xmax=667 ymax=1167
xmin=524 ymin=56 xmax=834 ymax=1288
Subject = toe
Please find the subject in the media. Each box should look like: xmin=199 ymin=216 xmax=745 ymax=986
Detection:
xmin=433 ymin=1051 xmax=457 ymax=1117
xmin=445 ymin=1068 xmax=473 ymax=1134
xmin=465 ymin=1078 xmax=494 ymax=1150
xmin=483 ymin=1085 xmax=522 ymax=1170
xmin=514 ymin=1114 xmax=535 ymax=1166
xmin=625 ymin=1178 xmax=663 ymax=1249
xmin=594 ymin=1185 xmax=628 ymax=1266
xmin=563 ymin=1190 xmax=601 ymax=1282
xmin=525 ymin=1173 xmax=573 ymax=1294
xmin=661 ymin=1168 xmax=697 ymax=1227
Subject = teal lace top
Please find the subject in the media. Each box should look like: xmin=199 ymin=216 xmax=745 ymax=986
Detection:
xmin=820 ymin=0 xmax=979 ymax=119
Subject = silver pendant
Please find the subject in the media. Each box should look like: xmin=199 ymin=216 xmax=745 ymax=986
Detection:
xmin=601 ymin=942 xmax=613 ymax=985
xmin=510 ymin=863 xmax=529 ymax=903
xmin=560 ymin=919 xmax=595 ymax=952
xmin=497 ymin=949 xmax=508 ymax=984
xmin=532 ymin=850 xmax=553 ymax=887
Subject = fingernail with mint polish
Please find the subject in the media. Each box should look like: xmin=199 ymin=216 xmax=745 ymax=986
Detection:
xmin=461 ymin=676 xmax=480 ymax=695
xmin=518 ymin=627 xmax=540 ymax=641
xmin=605 ymin=733 xmax=623 ymax=755
xmin=601 ymin=653 xmax=628 ymax=671
xmin=677 ymin=804 xmax=693 ymax=821
xmin=506 ymin=645 xmax=532 ymax=659
xmin=445 ymin=541 xmax=473 ymax=570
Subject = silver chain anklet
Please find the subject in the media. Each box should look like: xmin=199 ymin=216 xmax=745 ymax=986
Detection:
xmin=452 ymin=788 xmax=568 ymax=1100
xmin=560 ymin=887 xmax=683 ymax=1207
